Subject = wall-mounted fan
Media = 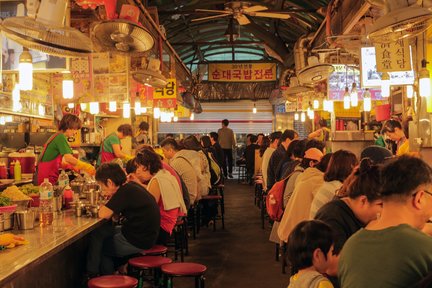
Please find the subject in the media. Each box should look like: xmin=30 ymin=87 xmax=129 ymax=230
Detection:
xmin=367 ymin=0 xmax=432 ymax=43
xmin=132 ymin=58 xmax=167 ymax=88
xmin=91 ymin=0 xmax=154 ymax=53
xmin=297 ymin=55 xmax=334 ymax=85
xmin=283 ymin=76 xmax=312 ymax=102
xmin=191 ymin=1 xmax=291 ymax=25
xmin=0 ymin=0 xmax=92 ymax=57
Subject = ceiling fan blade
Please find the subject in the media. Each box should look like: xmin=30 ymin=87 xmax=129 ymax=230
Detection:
xmin=236 ymin=15 xmax=251 ymax=25
xmin=243 ymin=5 xmax=268 ymax=13
xmin=251 ymin=12 xmax=291 ymax=19
xmin=191 ymin=14 xmax=231 ymax=22
xmin=195 ymin=9 xmax=232 ymax=14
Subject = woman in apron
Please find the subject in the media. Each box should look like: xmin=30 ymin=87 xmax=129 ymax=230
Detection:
xmin=381 ymin=119 xmax=410 ymax=156
xmin=97 ymin=124 xmax=133 ymax=166
xmin=36 ymin=114 xmax=95 ymax=185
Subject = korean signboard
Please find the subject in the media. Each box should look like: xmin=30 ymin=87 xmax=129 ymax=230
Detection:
xmin=153 ymin=78 xmax=177 ymax=108
xmin=360 ymin=47 xmax=414 ymax=88
xmin=208 ymin=63 xmax=277 ymax=82
xmin=374 ymin=39 xmax=411 ymax=72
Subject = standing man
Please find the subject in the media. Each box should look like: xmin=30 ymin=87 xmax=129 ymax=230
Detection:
xmin=218 ymin=119 xmax=236 ymax=178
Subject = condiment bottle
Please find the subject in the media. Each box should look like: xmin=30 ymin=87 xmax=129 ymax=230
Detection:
xmin=9 ymin=161 xmax=15 ymax=179
xmin=14 ymin=160 xmax=21 ymax=181
xmin=63 ymin=185 xmax=74 ymax=210
xmin=0 ymin=162 xmax=8 ymax=179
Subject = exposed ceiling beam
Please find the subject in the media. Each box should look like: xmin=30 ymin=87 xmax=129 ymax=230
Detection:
xmin=171 ymin=41 xmax=264 ymax=45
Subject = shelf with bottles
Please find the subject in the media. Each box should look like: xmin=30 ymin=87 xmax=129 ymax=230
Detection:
xmin=335 ymin=117 xmax=362 ymax=131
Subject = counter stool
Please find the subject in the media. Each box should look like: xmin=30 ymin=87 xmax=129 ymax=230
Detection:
xmin=88 ymin=275 xmax=138 ymax=288
xmin=128 ymin=256 xmax=173 ymax=288
xmin=254 ymin=178 xmax=263 ymax=207
xmin=198 ymin=194 xmax=225 ymax=232
xmin=237 ymin=164 xmax=247 ymax=183
xmin=172 ymin=219 xmax=188 ymax=262
xmin=161 ymin=262 xmax=207 ymax=288
xmin=141 ymin=245 xmax=168 ymax=257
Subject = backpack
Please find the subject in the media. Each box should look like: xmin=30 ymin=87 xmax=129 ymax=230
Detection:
xmin=206 ymin=152 xmax=222 ymax=186
xmin=266 ymin=173 xmax=292 ymax=221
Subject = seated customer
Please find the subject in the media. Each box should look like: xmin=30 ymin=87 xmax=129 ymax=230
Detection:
xmin=86 ymin=163 xmax=160 ymax=276
xmin=287 ymin=220 xmax=336 ymax=288
xmin=129 ymin=149 xmax=187 ymax=245
xmin=339 ymin=156 xmax=432 ymax=288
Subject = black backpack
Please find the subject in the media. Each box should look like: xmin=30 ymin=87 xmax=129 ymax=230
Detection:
xmin=178 ymin=176 xmax=191 ymax=210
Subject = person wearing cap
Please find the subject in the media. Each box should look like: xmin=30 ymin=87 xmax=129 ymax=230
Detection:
xmin=339 ymin=156 xmax=432 ymax=288
xmin=277 ymin=147 xmax=325 ymax=242
xmin=360 ymin=145 xmax=393 ymax=164
xmin=381 ymin=119 xmax=410 ymax=156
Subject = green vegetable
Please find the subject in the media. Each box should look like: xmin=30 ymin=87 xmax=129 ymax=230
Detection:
xmin=20 ymin=184 xmax=39 ymax=196
xmin=0 ymin=195 xmax=12 ymax=207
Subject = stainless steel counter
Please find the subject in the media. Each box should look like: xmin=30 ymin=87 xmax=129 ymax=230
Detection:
xmin=0 ymin=211 xmax=103 ymax=286
xmin=329 ymin=131 xmax=375 ymax=157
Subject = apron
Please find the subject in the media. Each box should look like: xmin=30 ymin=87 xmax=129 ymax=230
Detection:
xmin=100 ymin=133 xmax=121 ymax=164
xmin=36 ymin=133 xmax=63 ymax=185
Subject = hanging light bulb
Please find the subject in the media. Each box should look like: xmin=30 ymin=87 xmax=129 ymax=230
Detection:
xmin=123 ymin=102 xmax=131 ymax=118
xmin=419 ymin=59 xmax=430 ymax=98
xmin=109 ymin=101 xmax=117 ymax=112
xmin=67 ymin=103 xmax=75 ymax=109
xmin=5 ymin=116 xmax=12 ymax=122
xmin=19 ymin=48 xmax=33 ymax=91
xmin=141 ymin=107 xmax=147 ymax=113
xmin=343 ymin=87 xmax=351 ymax=109
xmin=307 ymin=108 xmax=314 ymax=119
xmin=0 ymin=117 xmax=5 ymax=125
xmin=381 ymin=72 xmax=390 ymax=97
xmin=12 ymin=100 xmax=22 ymax=112
xmin=80 ymin=103 xmax=87 ymax=111
xmin=38 ymin=103 xmax=45 ymax=116
xmin=173 ymin=115 xmax=178 ymax=122
xmin=327 ymin=100 xmax=334 ymax=113
xmin=153 ymin=107 xmax=161 ymax=119
xmin=350 ymin=82 xmax=358 ymax=107
xmin=12 ymin=84 xmax=20 ymax=101
xmin=294 ymin=112 xmax=299 ymax=121
xmin=407 ymin=85 xmax=414 ymax=98
xmin=135 ymin=101 xmax=141 ymax=115
xmin=363 ymin=88 xmax=372 ymax=112
xmin=190 ymin=112 xmax=195 ymax=121
xmin=89 ymin=102 xmax=99 ymax=115
xmin=62 ymin=73 xmax=74 ymax=99
xmin=252 ymin=103 xmax=257 ymax=114
xmin=313 ymin=99 xmax=319 ymax=109
xmin=300 ymin=112 xmax=306 ymax=122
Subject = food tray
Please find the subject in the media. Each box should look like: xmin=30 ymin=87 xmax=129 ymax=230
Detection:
xmin=0 ymin=204 xmax=17 ymax=213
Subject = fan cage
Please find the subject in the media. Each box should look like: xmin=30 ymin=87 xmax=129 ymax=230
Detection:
xmin=368 ymin=14 xmax=432 ymax=43
xmin=132 ymin=70 xmax=168 ymax=89
xmin=297 ymin=64 xmax=334 ymax=85
xmin=1 ymin=17 xmax=92 ymax=57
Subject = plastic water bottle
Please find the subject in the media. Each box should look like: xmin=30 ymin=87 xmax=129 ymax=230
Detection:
xmin=58 ymin=170 xmax=69 ymax=189
xmin=14 ymin=160 xmax=21 ymax=181
xmin=39 ymin=178 xmax=54 ymax=226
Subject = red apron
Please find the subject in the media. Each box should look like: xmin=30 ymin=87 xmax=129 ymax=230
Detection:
xmin=100 ymin=134 xmax=120 ymax=164
xmin=37 ymin=133 xmax=63 ymax=185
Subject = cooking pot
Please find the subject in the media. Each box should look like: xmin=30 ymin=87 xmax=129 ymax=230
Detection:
xmin=8 ymin=152 xmax=36 ymax=176
xmin=0 ymin=151 xmax=8 ymax=165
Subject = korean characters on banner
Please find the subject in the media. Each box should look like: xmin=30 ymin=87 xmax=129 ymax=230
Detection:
xmin=208 ymin=63 xmax=277 ymax=82
xmin=374 ymin=39 xmax=412 ymax=72
xmin=153 ymin=79 xmax=177 ymax=108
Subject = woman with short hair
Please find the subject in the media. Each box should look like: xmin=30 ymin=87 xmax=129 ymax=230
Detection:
xmin=97 ymin=124 xmax=133 ymax=166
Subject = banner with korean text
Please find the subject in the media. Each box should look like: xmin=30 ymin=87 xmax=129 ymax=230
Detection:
xmin=208 ymin=63 xmax=277 ymax=82
xmin=153 ymin=79 xmax=177 ymax=108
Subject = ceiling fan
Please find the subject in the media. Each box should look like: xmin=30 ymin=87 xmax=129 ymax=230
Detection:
xmin=191 ymin=1 xmax=291 ymax=25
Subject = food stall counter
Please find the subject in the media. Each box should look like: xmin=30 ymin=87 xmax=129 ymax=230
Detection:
xmin=329 ymin=131 xmax=375 ymax=157
xmin=0 ymin=211 xmax=104 ymax=287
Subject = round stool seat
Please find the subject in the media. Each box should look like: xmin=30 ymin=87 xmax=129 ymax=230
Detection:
xmin=141 ymin=245 xmax=168 ymax=255
xmin=161 ymin=262 xmax=207 ymax=276
xmin=129 ymin=256 xmax=173 ymax=269
xmin=201 ymin=195 xmax=222 ymax=200
xmin=88 ymin=275 xmax=138 ymax=288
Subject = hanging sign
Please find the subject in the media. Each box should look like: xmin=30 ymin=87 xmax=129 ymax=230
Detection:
xmin=208 ymin=63 xmax=277 ymax=82
xmin=153 ymin=79 xmax=177 ymax=108
xmin=374 ymin=39 xmax=411 ymax=72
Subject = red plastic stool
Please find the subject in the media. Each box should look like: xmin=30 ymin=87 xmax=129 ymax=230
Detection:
xmin=161 ymin=262 xmax=207 ymax=288
xmin=88 ymin=275 xmax=138 ymax=288
xmin=128 ymin=256 xmax=173 ymax=288
xmin=141 ymin=245 xmax=168 ymax=257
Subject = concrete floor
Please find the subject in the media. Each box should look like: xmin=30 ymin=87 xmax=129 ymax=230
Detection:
xmin=174 ymin=179 xmax=288 ymax=288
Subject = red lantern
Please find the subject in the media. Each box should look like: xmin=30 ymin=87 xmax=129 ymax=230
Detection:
xmin=75 ymin=0 xmax=104 ymax=10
